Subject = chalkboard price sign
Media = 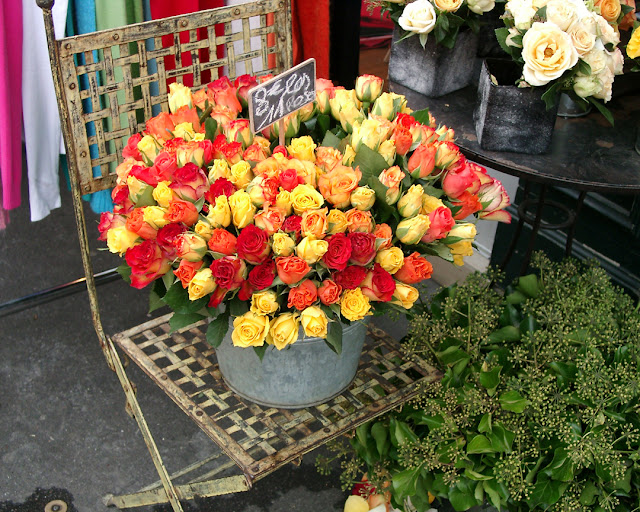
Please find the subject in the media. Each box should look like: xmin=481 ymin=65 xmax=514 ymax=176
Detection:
xmin=248 ymin=58 xmax=316 ymax=135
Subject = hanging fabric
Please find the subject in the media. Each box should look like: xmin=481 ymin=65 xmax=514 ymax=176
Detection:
xmin=22 ymin=0 xmax=69 ymax=222
xmin=0 ymin=2 xmax=23 ymax=228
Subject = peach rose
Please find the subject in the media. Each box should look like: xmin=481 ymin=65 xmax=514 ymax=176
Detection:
xmin=301 ymin=207 xmax=328 ymax=239
xmin=287 ymin=279 xmax=318 ymax=311
xmin=346 ymin=208 xmax=375 ymax=233
xmin=318 ymin=279 xmax=342 ymax=305
xmin=317 ymin=165 xmax=362 ymax=209
xmin=275 ymin=256 xmax=311 ymax=285
xmin=521 ymin=22 xmax=579 ymax=87
xmin=394 ymin=252 xmax=433 ymax=284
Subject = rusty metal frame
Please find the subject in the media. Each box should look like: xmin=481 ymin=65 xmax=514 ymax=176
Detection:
xmin=37 ymin=0 xmax=440 ymax=510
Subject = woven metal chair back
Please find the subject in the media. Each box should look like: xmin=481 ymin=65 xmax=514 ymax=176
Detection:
xmin=47 ymin=0 xmax=292 ymax=195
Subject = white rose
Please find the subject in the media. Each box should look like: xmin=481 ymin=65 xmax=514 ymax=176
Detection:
xmin=521 ymin=22 xmax=579 ymax=86
xmin=593 ymin=67 xmax=614 ymax=102
xmin=581 ymin=42 xmax=607 ymax=74
xmin=573 ymin=74 xmax=603 ymax=98
xmin=568 ymin=22 xmax=597 ymax=56
xmin=506 ymin=26 xmax=523 ymax=48
xmin=595 ymin=14 xmax=620 ymax=45
xmin=531 ymin=0 xmax=549 ymax=8
xmin=605 ymin=47 xmax=624 ymax=75
xmin=398 ymin=0 xmax=437 ymax=34
xmin=506 ymin=0 xmax=537 ymax=30
xmin=467 ymin=0 xmax=495 ymax=14
xmin=545 ymin=0 xmax=579 ymax=31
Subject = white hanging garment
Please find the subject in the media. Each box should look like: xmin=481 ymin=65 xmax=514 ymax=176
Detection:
xmin=22 ymin=0 xmax=69 ymax=222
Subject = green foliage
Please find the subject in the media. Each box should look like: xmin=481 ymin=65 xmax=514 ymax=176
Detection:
xmin=323 ymin=255 xmax=640 ymax=511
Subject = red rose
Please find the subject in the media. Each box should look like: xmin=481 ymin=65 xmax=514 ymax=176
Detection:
xmin=126 ymin=207 xmax=158 ymax=240
xmin=164 ymin=199 xmax=199 ymax=226
xmin=205 ymin=177 xmax=237 ymax=203
xmin=209 ymin=257 xmax=246 ymax=290
xmin=318 ymin=279 xmax=342 ymax=305
xmin=129 ymin=164 xmax=160 ymax=187
xmin=322 ymin=233 xmax=352 ymax=271
xmin=333 ymin=265 xmax=367 ymax=290
xmin=162 ymin=137 xmax=184 ymax=155
xmin=287 ymin=279 xmax=318 ymax=311
xmin=347 ymin=232 xmax=377 ymax=266
xmin=152 ymin=151 xmax=178 ymax=181
xmin=272 ymin=145 xmax=288 ymax=157
xmin=97 ymin=212 xmax=125 ymax=241
xmin=395 ymin=252 xmax=433 ymax=284
xmin=221 ymin=140 xmax=243 ymax=165
xmin=207 ymin=228 xmax=237 ymax=256
xmin=212 ymin=134 xmax=228 ymax=160
xmin=395 ymin=113 xmax=417 ymax=129
xmin=421 ymin=206 xmax=454 ymax=244
xmin=360 ymin=263 xmax=396 ymax=302
xmin=111 ymin=184 xmax=131 ymax=207
xmin=122 ymin=133 xmax=142 ymax=160
xmin=174 ymin=259 xmax=203 ymax=288
xmin=248 ymin=259 xmax=276 ymax=290
xmin=392 ymin=125 xmax=413 ymax=156
xmin=442 ymin=161 xmax=477 ymax=199
xmin=275 ymin=256 xmax=310 ymax=285
xmin=125 ymin=240 xmax=170 ymax=289
xmin=200 ymin=139 xmax=214 ymax=165
xmin=282 ymin=215 xmax=303 ymax=242
xmin=208 ymin=286 xmax=228 ymax=308
xmin=234 ymin=74 xmax=258 ymax=107
xmin=236 ymin=224 xmax=271 ymax=264
xmin=170 ymin=163 xmax=209 ymax=201
xmin=279 ymin=168 xmax=304 ymax=192
xmin=156 ymin=223 xmax=187 ymax=259
xmin=238 ymin=280 xmax=254 ymax=301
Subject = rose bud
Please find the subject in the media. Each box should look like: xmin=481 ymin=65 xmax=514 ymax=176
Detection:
xmin=355 ymin=74 xmax=384 ymax=103
xmin=350 ymin=186 xmax=376 ymax=211
xmin=396 ymin=215 xmax=431 ymax=245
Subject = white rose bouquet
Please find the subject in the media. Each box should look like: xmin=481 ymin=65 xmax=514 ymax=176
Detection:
xmin=496 ymin=0 xmax=632 ymax=123
xmin=366 ymin=0 xmax=498 ymax=48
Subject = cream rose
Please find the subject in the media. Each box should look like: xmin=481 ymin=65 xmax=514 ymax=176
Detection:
xmin=467 ymin=0 xmax=495 ymax=14
xmin=545 ymin=0 xmax=579 ymax=31
xmin=581 ymin=44 xmax=608 ymax=75
xmin=573 ymin=74 xmax=603 ymax=98
xmin=605 ymin=48 xmax=624 ymax=75
xmin=506 ymin=0 xmax=537 ymax=31
xmin=521 ymin=22 xmax=579 ymax=86
xmin=568 ymin=23 xmax=596 ymax=56
xmin=433 ymin=0 xmax=464 ymax=12
xmin=593 ymin=67 xmax=614 ymax=102
xmin=398 ymin=0 xmax=437 ymax=35
xmin=595 ymin=14 xmax=619 ymax=46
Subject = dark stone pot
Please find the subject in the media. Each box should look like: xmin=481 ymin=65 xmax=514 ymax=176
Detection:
xmin=389 ymin=27 xmax=478 ymax=98
xmin=473 ymin=59 xmax=558 ymax=154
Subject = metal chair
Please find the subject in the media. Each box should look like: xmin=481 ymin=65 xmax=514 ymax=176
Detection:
xmin=38 ymin=1 xmax=438 ymax=509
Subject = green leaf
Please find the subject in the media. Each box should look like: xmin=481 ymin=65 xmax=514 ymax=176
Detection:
xmin=588 ymin=97 xmax=614 ymax=126
xmin=229 ymin=296 xmax=249 ymax=317
xmin=149 ymin=279 xmax=167 ymax=313
xmin=163 ymin=282 xmax=209 ymax=314
xmin=411 ymin=108 xmax=430 ymax=126
xmin=483 ymin=479 xmax=509 ymax=509
xmin=371 ymin=422 xmax=390 ymax=457
xmin=543 ymin=447 xmax=575 ymax=482
xmin=449 ymin=480 xmax=480 ymax=511
xmin=528 ymin=474 xmax=568 ymax=509
xmin=485 ymin=326 xmax=521 ymax=345
xmin=417 ymin=242 xmax=454 ymax=262
xmin=495 ymin=27 xmax=515 ymax=58
xmin=541 ymin=81 xmax=562 ymax=110
xmin=488 ymin=424 xmax=515 ymax=453
xmin=464 ymin=468 xmax=493 ymax=481
xmin=576 ymin=59 xmax=592 ymax=76
xmin=393 ymin=420 xmax=418 ymax=446
xmin=206 ymin=311 xmax=230 ymax=348
xmin=391 ymin=467 xmax=421 ymax=498
xmin=162 ymin=270 xmax=175 ymax=290
xmin=549 ymin=362 xmax=577 ymax=389
xmin=326 ymin=321 xmax=343 ymax=354
xmin=204 ymin=117 xmax=218 ymax=142
xmin=320 ymin=130 xmax=342 ymax=149
xmin=499 ymin=390 xmax=530 ymax=413
xmin=407 ymin=412 xmax=445 ymax=429
xmin=353 ymin=144 xmax=391 ymax=186
xmin=467 ymin=435 xmax=495 ymax=454
xmin=517 ymin=274 xmax=540 ymax=298
xmin=579 ymin=481 xmax=599 ymax=506
xmin=253 ymin=344 xmax=268 ymax=362
xmin=519 ymin=314 xmax=538 ymax=334
xmin=478 ymin=413 xmax=492 ymax=434
xmin=368 ymin=176 xmax=396 ymax=223
xmin=116 ymin=262 xmax=132 ymax=284
xmin=169 ymin=312 xmax=206 ymax=332
xmin=479 ymin=366 xmax=501 ymax=390
xmin=505 ymin=290 xmax=527 ymax=304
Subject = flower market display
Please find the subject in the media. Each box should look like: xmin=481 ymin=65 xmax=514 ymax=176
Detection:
xmin=366 ymin=0 xmax=497 ymax=48
xmin=99 ymin=72 xmax=511 ymax=354
xmin=496 ymin=0 xmax=632 ymax=120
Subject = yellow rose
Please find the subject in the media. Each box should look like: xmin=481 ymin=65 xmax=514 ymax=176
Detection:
xmin=297 ymin=102 xmax=316 ymax=123
xmin=127 ymin=175 xmax=154 ymax=206
xmin=232 ymin=312 xmax=270 ymax=348
xmin=338 ymin=102 xmax=366 ymax=133
xmin=371 ymin=92 xmax=408 ymax=121
xmin=449 ymin=240 xmax=474 ymax=266
xmin=267 ymin=313 xmax=300 ymax=350
xmin=228 ymin=190 xmax=256 ymax=228
xmin=397 ymin=184 xmax=424 ymax=218
xmin=355 ymin=74 xmax=384 ymax=103
xmin=421 ymin=194 xmax=445 ymax=215
xmin=392 ymin=283 xmax=420 ymax=309
xmin=275 ymin=190 xmax=293 ymax=216
xmin=177 ymin=233 xmax=208 ymax=262
xmin=300 ymin=306 xmax=329 ymax=339
xmin=136 ymin=135 xmax=161 ymax=165
xmin=192 ymin=133 xmax=205 ymax=142
xmin=229 ymin=160 xmax=254 ymax=189
xmin=188 ymin=268 xmax=216 ymax=300
xmin=296 ymin=237 xmax=329 ymax=264
xmin=194 ymin=219 xmax=213 ymax=241
xmin=433 ymin=0 xmax=463 ymax=12
xmin=521 ymin=22 xmax=579 ymax=87
xmin=142 ymin=206 xmax=170 ymax=229
xmin=329 ymin=88 xmax=361 ymax=121
xmin=290 ymin=184 xmax=325 ymax=215
xmin=208 ymin=159 xmax=230 ymax=181
xmin=250 ymin=290 xmax=280 ymax=316
xmin=106 ymin=226 xmax=139 ymax=254
xmin=288 ymin=136 xmax=317 ymax=162
xmin=173 ymin=121 xmax=196 ymax=141
xmin=396 ymin=214 xmax=430 ymax=244
xmin=340 ymin=288 xmax=372 ymax=322
xmin=627 ymin=26 xmax=640 ymax=59
xmin=205 ymin=195 xmax=230 ymax=228
xmin=342 ymin=144 xmax=356 ymax=166
xmin=350 ymin=186 xmax=376 ymax=211
xmin=168 ymin=82 xmax=193 ymax=113
xmin=253 ymin=135 xmax=271 ymax=153
xmin=272 ymin=233 xmax=296 ymax=257
xmin=375 ymin=247 xmax=405 ymax=274
xmin=327 ymin=209 xmax=349 ymax=234
xmin=351 ymin=117 xmax=385 ymax=152
xmin=152 ymin=181 xmax=175 ymax=208
xmin=448 ymin=222 xmax=477 ymax=241
xmin=378 ymin=140 xmax=396 ymax=167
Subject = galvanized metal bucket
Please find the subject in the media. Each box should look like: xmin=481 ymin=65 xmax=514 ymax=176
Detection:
xmin=215 ymin=320 xmax=367 ymax=409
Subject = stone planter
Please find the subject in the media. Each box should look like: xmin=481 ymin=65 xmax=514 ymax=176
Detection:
xmin=215 ymin=320 xmax=367 ymax=409
xmin=388 ymin=27 xmax=478 ymax=97
xmin=473 ymin=59 xmax=558 ymax=154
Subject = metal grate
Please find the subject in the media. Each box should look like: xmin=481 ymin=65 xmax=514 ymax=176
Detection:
xmin=55 ymin=0 xmax=292 ymax=195
xmin=113 ymin=315 xmax=440 ymax=485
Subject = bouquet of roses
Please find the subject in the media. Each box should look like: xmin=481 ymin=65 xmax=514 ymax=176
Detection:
xmin=496 ymin=0 xmax=631 ymax=121
xmin=366 ymin=0 xmax=497 ymax=49
xmin=99 ymin=72 xmax=511 ymax=355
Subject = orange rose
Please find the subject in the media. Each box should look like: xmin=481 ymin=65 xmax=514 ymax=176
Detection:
xmin=595 ymin=0 xmax=621 ymax=22
xmin=243 ymin=143 xmax=269 ymax=163
xmin=407 ymin=143 xmax=436 ymax=178
xmin=287 ymin=279 xmax=318 ymax=310
xmin=253 ymin=206 xmax=285 ymax=236
xmin=378 ymin=165 xmax=405 ymax=189
xmin=394 ymin=252 xmax=433 ymax=284
xmin=126 ymin=207 xmax=158 ymax=240
xmin=318 ymin=279 xmax=342 ymax=305
xmin=315 ymin=146 xmax=343 ymax=173
xmin=301 ymin=207 xmax=328 ymax=239
xmin=170 ymin=105 xmax=203 ymax=133
xmin=191 ymin=88 xmax=214 ymax=110
xmin=275 ymin=256 xmax=311 ymax=285
xmin=253 ymin=156 xmax=281 ymax=178
xmin=145 ymin=112 xmax=175 ymax=143
xmin=174 ymin=259 xmax=203 ymax=288
xmin=164 ymin=199 xmax=199 ymax=226
xmin=373 ymin=223 xmax=393 ymax=250
xmin=207 ymin=228 xmax=237 ymax=256
xmin=346 ymin=208 xmax=374 ymax=233
xmin=317 ymin=165 xmax=362 ymax=208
